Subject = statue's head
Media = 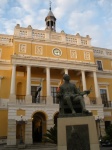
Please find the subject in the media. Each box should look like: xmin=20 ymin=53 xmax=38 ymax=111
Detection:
xmin=63 ymin=74 xmax=70 ymax=81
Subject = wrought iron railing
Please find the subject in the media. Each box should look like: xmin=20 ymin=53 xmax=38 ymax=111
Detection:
xmin=32 ymin=96 xmax=46 ymax=104
xmin=103 ymin=101 xmax=112 ymax=107
xmin=16 ymin=95 xmax=46 ymax=104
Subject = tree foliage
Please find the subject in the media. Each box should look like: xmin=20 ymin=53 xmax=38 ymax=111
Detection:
xmin=43 ymin=125 xmax=57 ymax=144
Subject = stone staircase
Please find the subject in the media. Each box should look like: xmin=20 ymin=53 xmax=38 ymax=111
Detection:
xmin=0 ymin=143 xmax=57 ymax=150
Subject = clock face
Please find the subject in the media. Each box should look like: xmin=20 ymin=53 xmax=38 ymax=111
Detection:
xmin=53 ymin=48 xmax=62 ymax=56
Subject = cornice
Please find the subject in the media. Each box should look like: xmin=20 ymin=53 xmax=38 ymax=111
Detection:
xmin=11 ymin=54 xmax=97 ymax=72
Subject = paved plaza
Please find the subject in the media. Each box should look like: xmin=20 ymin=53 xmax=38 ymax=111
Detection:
xmin=0 ymin=144 xmax=112 ymax=150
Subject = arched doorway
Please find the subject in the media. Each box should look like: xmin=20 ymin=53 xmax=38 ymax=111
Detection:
xmin=54 ymin=112 xmax=59 ymax=126
xmin=32 ymin=112 xmax=47 ymax=143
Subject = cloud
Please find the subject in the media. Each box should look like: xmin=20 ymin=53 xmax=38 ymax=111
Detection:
xmin=0 ymin=0 xmax=112 ymax=49
xmin=0 ymin=0 xmax=8 ymax=8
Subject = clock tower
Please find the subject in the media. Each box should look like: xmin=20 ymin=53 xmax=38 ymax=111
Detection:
xmin=45 ymin=2 xmax=56 ymax=32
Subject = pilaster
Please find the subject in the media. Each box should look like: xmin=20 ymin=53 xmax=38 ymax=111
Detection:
xmin=7 ymin=119 xmax=16 ymax=145
xmin=25 ymin=120 xmax=32 ymax=144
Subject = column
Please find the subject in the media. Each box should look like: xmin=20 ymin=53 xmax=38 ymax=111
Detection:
xmin=46 ymin=67 xmax=53 ymax=104
xmin=93 ymin=71 xmax=102 ymax=104
xmin=7 ymin=119 xmax=16 ymax=145
xmin=25 ymin=120 xmax=32 ymax=144
xmin=81 ymin=70 xmax=86 ymax=91
xmin=64 ymin=69 xmax=68 ymax=74
xmin=25 ymin=66 xmax=32 ymax=103
xmin=9 ymin=64 xmax=16 ymax=102
xmin=81 ymin=70 xmax=90 ymax=104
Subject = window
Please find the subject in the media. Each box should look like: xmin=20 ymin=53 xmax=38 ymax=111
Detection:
xmin=31 ymin=86 xmax=40 ymax=103
xmin=97 ymin=60 xmax=103 ymax=71
xmin=100 ymin=89 xmax=108 ymax=107
xmin=51 ymin=87 xmax=58 ymax=104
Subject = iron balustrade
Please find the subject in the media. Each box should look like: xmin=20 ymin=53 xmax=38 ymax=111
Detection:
xmin=32 ymin=96 xmax=46 ymax=104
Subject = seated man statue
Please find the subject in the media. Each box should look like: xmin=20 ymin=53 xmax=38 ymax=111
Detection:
xmin=57 ymin=74 xmax=90 ymax=115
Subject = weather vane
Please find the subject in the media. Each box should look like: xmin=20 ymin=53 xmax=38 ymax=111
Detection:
xmin=49 ymin=0 xmax=52 ymax=10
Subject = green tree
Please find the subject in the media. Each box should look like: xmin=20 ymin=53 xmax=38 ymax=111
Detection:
xmin=105 ymin=124 xmax=112 ymax=141
xmin=101 ymin=124 xmax=112 ymax=142
xmin=43 ymin=125 xmax=57 ymax=144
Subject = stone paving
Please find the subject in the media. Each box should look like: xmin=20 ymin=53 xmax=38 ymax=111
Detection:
xmin=0 ymin=143 xmax=57 ymax=150
xmin=0 ymin=144 xmax=112 ymax=150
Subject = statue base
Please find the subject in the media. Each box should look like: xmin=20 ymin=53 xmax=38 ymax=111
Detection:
xmin=57 ymin=116 xmax=100 ymax=150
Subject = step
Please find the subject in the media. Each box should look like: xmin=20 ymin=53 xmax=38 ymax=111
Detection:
xmin=0 ymin=143 xmax=57 ymax=150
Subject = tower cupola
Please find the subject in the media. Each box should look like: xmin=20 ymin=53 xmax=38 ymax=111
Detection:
xmin=45 ymin=2 xmax=56 ymax=31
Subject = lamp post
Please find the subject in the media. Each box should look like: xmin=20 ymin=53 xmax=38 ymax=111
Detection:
xmin=96 ymin=116 xmax=103 ymax=140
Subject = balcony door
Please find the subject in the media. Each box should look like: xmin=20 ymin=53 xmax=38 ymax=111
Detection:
xmin=100 ymin=89 xmax=108 ymax=107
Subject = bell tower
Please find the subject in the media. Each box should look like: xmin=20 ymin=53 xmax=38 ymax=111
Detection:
xmin=45 ymin=1 xmax=56 ymax=32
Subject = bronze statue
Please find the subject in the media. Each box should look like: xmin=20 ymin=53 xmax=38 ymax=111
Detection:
xmin=57 ymin=74 xmax=91 ymax=115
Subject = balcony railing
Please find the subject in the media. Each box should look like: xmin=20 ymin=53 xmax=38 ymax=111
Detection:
xmin=32 ymin=96 xmax=46 ymax=104
xmin=16 ymin=95 xmax=46 ymax=104
xmin=16 ymin=95 xmax=25 ymax=104
xmin=103 ymin=101 xmax=112 ymax=107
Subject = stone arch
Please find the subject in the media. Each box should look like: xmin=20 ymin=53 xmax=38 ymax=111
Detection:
xmin=53 ymin=111 xmax=59 ymax=125
xmin=32 ymin=111 xmax=47 ymax=143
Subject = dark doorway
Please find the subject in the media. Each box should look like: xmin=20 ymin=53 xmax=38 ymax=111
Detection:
xmin=54 ymin=112 xmax=59 ymax=126
xmin=32 ymin=112 xmax=46 ymax=143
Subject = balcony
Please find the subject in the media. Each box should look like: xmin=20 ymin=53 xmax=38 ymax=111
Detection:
xmin=103 ymin=101 xmax=112 ymax=107
xmin=16 ymin=95 xmax=46 ymax=104
xmin=15 ymin=95 xmax=112 ymax=108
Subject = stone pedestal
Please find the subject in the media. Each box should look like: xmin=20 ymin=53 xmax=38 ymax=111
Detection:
xmin=58 ymin=116 xmax=100 ymax=150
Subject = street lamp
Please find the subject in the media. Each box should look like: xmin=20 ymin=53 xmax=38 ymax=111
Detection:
xmin=96 ymin=116 xmax=103 ymax=140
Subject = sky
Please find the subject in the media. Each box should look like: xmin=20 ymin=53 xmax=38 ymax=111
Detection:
xmin=0 ymin=0 xmax=112 ymax=49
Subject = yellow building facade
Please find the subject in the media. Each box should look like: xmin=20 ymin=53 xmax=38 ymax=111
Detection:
xmin=0 ymin=7 xmax=112 ymax=145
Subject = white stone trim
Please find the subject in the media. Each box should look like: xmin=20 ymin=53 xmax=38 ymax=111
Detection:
xmin=11 ymin=55 xmax=97 ymax=72
xmin=19 ymin=43 xmax=27 ymax=53
xmin=70 ymin=50 xmax=77 ymax=59
xmin=104 ymin=111 xmax=111 ymax=116
xmin=52 ymin=48 xmax=62 ymax=57
xmin=84 ymin=51 xmax=90 ymax=60
xmin=35 ymin=45 xmax=43 ymax=55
